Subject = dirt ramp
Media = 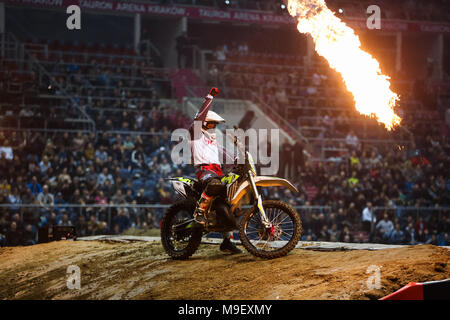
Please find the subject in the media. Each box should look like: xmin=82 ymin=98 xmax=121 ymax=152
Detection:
xmin=0 ymin=241 xmax=448 ymax=300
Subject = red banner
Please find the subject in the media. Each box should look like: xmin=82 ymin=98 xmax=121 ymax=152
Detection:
xmin=4 ymin=0 xmax=450 ymax=33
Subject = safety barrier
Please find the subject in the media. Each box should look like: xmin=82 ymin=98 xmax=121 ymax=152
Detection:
xmin=2 ymin=203 xmax=447 ymax=228
xmin=380 ymin=279 xmax=450 ymax=300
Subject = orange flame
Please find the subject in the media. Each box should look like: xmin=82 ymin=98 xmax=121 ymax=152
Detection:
xmin=288 ymin=0 xmax=401 ymax=130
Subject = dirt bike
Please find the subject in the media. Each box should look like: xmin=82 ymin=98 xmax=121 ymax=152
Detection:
xmin=160 ymin=129 xmax=302 ymax=259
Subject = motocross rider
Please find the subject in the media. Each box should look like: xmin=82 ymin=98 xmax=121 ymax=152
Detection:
xmin=189 ymin=87 xmax=242 ymax=254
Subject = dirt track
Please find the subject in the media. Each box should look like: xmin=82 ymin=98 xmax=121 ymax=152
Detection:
xmin=0 ymin=240 xmax=448 ymax=300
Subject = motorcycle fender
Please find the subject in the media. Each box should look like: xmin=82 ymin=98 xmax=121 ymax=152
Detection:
xmin=230 ymin=176 xmax=298 ymax=206
xmin=171 ymin=180 xmax=187 ymax=198
xmin=168 ymin=177 xmax=194 ymax=199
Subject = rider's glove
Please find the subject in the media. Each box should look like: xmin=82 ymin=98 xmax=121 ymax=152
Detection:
xmin=209 ymin=87 xmax=220 ymax=97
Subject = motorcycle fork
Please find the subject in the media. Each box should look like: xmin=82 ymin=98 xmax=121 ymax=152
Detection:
xmin=248 ymin=171 xmax=272 ymax=228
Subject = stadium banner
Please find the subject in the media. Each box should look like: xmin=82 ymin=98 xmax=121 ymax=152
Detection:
xmin=3 ymin=0 xmax=450 ymax=33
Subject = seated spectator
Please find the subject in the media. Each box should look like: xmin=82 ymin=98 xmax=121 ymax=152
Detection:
xmin=111 ymin=189 xmax=125 ymax=205
xmin=58 ymin=212 xmax=73 ymax=226
xmin=43 ymin=211 xmax=58 ymax=228
xmin=75 ymin=215 xmax=88 ymax=237
xmin=415 ymin=216 xmax=428 ymax=233
xmin=404 ymin=222 xmax=416 ymax=245
xmin=426 ymin=233 xmax=438 ymax=246
xmin=85 ymin=142 xmax=95 ymax=161
xmin=131 ymin=144 xmax=146 ymax=170
xmin=27 ymin=176 xmax=42 ymax=197
xmin=6 ymin=221 xmax=22 ymax=246
xmin=437 ymin=233 xmax=449 ymax=246
xmin=87 ymin=215 xmax=99 ymax=236
xmin=57 ymin=167 xmax=72 ymax=186
xmin=97 ymin=221 xmax=108 ymax=235
xmin=416 ymin=228 xmax=426 ymax=244
xmin=37 ymin=185 xmax=54 ymax=212
xmin=342 ymin=234 xmax=352 ymax=243
xmin=7 ymin=187 xmax=22 ymax=212
xmin=22 ymin=224 xmax=36 ymax=246
xmin=97 ymin=167 xmax=114 ymax=187
xmin=349 ymin=151 xmax=361 ymax=167
xmin=101 ymin=179 xmax=115 ymax=199
xmin=54 ymin=192 xmax=65 ymax=205
xmin=388 ymin=223 xmax=405 ymax=244
xmin=95 ymin=145 xmax=109 ymax=165
xmin=317 ymin=225 xmax=329 ymax=241
xmin=345 ymin=131 xmax=359 ymax=149
xmin=123 ymin=135 xmax=135 ymax=155
xmin=72 ymin=132 xmax=86 ymax=153
xmin=346 ymin=202 xmax=359 ymax=225
xmin=375 ymin=212 xmax=394 ymax=241
xmin=354 ymin=232 xmax=367 ymax=243
xmin=113 ymin=208 xmax=131 ymax=233
xmin=348 ymin=171 xmax=359 ymax=189
xmin=19 ymin=106 xmax=34 ymax=117
xmin=125 ymin=189 xmax=134 ymax=204
xmin=158 ymin=157 xmax=172 ymax=176
xmin=39 ymin=155 xmax=52 ymax=173
xmin=340 ymin=226 xmax=353 ymax=242
xmin=95 ymin=190 xmax=108 ymax=205
xmin=214 ymin=45 xmax=227 ymax=63
xmin=328 ymin=223 xmax=340 ymax=242
xmin=0 ymin=178 xmax=11 ymax=196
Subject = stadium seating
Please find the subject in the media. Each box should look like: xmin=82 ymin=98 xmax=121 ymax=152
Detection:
xmin=0 ymin=0 xmax=449 ymax=247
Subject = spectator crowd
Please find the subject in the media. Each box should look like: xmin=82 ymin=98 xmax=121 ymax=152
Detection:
xmin=273 ymin=129 xmax=449 ymax=246
xmin=1 ymin=122 xmax=448 ymax=247
xmin=0 ymin=2 xmax=449 ymax=247
xmin=0 ymin=122 xmax=196 ymax=246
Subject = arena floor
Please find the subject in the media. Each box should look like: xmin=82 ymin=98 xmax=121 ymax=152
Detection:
xmin=0 ymin=239 xmax=448 ymax=300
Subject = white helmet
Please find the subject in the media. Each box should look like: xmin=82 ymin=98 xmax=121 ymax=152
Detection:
xmin=204 ymin=110 xmax=226 ymax=124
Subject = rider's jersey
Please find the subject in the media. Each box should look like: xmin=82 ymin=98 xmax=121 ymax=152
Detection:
xmin=190 ymin=131 xmax=220 ymax=165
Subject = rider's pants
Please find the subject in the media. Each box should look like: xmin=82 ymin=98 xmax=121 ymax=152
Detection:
xmin=195 ymin=165 xmax=232 ymax=239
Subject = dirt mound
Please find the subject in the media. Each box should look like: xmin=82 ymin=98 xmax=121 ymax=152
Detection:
xmin=0 ymin=240 xmax=448 ymax=300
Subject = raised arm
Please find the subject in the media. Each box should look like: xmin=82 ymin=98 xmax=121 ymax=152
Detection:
xmin=193 ymin=87 xmax=219 ymax=122
xmin=190 ymin=87 xmax=220 ymax=139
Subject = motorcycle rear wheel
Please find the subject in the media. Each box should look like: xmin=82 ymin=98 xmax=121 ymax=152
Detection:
xmin=239 ymin=200 xmax=302 ymax=259
xmin=161 ymin=199 xmax=203 ymax=260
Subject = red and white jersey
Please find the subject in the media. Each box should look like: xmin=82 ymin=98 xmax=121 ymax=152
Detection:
xmin=189 ymin=93 xmax=221 ymax=166
xmin=190 ymin=131 xmax=220 ymax=165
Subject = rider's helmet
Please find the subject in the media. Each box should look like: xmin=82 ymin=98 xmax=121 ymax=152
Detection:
xmin=203 ymin=110 xmax=226 ymax=131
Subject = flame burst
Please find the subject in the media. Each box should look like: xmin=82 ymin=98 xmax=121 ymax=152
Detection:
xmin=287 ymin=0 xmax=401 ymax=130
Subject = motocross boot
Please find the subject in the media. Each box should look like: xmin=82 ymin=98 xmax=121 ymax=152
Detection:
xmin=220 ymin=237 xmax=242 ymax=254
xmin=193 ymin=192 xmax=212 ymax=226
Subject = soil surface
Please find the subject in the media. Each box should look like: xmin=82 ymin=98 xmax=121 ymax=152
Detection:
xmin=0 ymin=240 xmax=448 ymax=300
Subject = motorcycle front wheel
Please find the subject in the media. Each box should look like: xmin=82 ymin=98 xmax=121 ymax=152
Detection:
xmin=160 ymin=199 xmax=203 ymax=260
xmin=239 ymin=200 xmax=302 ymax=259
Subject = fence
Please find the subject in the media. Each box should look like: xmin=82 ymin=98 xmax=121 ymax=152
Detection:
xmin=1 ymin=203 xmax=448 ymax=246
xmin=2 ymin=203 xmax=447 ymax=227
xmin=367 ymin=206 xmax=450 ymax=242
xmin=0 ymin=203 xmax=170 ymax=231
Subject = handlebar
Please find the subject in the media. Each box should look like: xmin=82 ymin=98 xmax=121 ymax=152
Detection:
xmin=226 ymin=125 xmax=247 ymax=164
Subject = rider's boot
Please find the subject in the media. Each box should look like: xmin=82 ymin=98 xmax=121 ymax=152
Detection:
xmin=193 ymin=192 xmax=212 ymax=226
xmin=220 ymin=233 xmax=242 ymax=254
